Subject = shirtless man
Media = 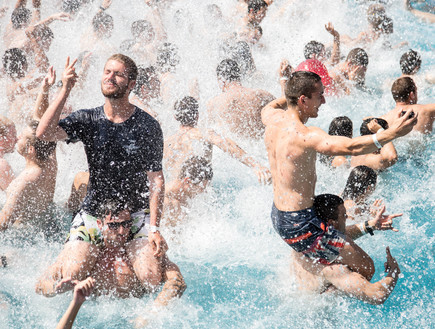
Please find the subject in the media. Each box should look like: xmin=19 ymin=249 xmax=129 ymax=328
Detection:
xmin=207 ymin=59 xmax=275 ymax=140
xmin=36 ymin=54 xmax=168 ymax=291
xmin=37 ymin=201 xmax=185 ymax=325
xmin=330 ymin=48 xmax=369 ymax=92
xmin=262 ymin=70 xmax=416 ymax=280
xmin=166 ymin=96 xmax=271 ymax=183
xmin=351 ymin=118 xmax=398 ymax=171
xmin=0 ymin=116 xmax=17 ymax=191
xmin=381 ymin=77 xmax=435 ymax=134
xmin=292 ymin=194 xmax=401 ymax=305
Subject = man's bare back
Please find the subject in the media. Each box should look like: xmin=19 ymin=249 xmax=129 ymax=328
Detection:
xmin=382 ymin=104 xmax=435 ymax=134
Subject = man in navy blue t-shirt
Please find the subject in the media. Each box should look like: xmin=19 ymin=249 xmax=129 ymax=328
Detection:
xmin=36 ymin=54 xmax=168 ymax=294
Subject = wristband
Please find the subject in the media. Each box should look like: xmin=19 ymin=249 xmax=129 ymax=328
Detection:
xmin=280 ymin=77 xmax=289 ymax=81
xmin=357 ymin=222 xmax=367 ymax=235
xmin=147 ymin=224 xmax=159 ymax=233
xmin=364 ymin=220 xmax=374 ymax=236
xmin=372 ymin=133 xmax=382 ymax=149
xmin=99 ymin=6 xmax=106 ymax=11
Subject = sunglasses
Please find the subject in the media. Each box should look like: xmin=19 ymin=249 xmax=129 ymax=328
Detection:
xmin=106 ymin=219 xmax=133 ymax=230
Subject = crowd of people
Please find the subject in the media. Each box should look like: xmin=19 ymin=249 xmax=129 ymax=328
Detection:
xmin=0 ymin=0 xmax=434 ymax=327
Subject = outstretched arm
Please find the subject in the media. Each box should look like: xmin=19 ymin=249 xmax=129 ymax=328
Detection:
xmin=145 ymin=0 xmax=167 ymax=43
xmin=325 ymin=22 xmax=340 ymax=66
xmin=206 ymin=129 xmax=271 ymax=184
xmin=33 ymin=66 xmax=56 ymax=120
xmin=36 ymin=57 xmax=77 ymax=141
xmin=323 ymin=247 xmax=400 ymax=305
xmin=404 ymin=0 xmax=435 ymax=23
xmin=55 ymin=277 xmax=95 ymax=329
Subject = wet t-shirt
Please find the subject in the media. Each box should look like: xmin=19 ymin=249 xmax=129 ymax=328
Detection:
xmin=59 ymin=106 xmax=163 ymax=216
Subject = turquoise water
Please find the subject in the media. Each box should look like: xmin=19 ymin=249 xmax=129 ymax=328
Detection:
xmin=1 ymin=0 xmax=434 ymax=328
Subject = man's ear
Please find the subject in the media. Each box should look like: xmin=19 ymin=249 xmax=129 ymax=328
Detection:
xmin=97 ymin=219 xmax=103 ymax=229
xmin=128 ymin=79 xmax=136 ymax=90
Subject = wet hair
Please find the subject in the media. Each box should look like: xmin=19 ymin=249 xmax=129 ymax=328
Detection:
xmin=303 ymin=41 xmax=325 ymax=60
xmin=174 ymin=96 xmax=199 ymax=127
xmin=314 ymin=194 xmax=344 ymax=223
xmin=284 ymin=71 xmax=322 ymax=106
xmin=346 ymin=48 xmax=369 ymax=67
xmin=27 ymin=120 xmax=57 ymax=162
xmin=33 ymin=25 xmax=54 ymax=44
xmin=179 ymin=156 xmax=213 ymax=184
xmin=106 ymin=53 xmax=138 ymax=81
xmin=381 ymin=16 xmax=393 ymax=34
xmin=342 ymin=165 xmax=377 ymax=201
xmin=2 ymin=48 xmax=28 ymax=79
xmin=131 ymin=20 xmax=154 ymax=39
xmin=133 ymin=65 xmax=158 ymax=95
xmin=228 ymin=41 xmax=255 ymax=78
xmin=400 ymin=49 xmax=421 ymax=75
xmin=328 ymin=116 xmax=353 ymax=138
xmin=391 ymin=77 xmax=416 ymax=103
xmin=96 ymin=198 xmax=132 ymax=219
xmin=360 ymin=118 xmax=388 ymax=136
xmin=92 ymin=12 xmax=114 ymax=35
xmin=62 ymin=0 xmax=83 ymax=14
xmin=0 ymin=115 xmax=15 ymax=137
xmin=248 ymin=0 xmax=268 ymax=12
xmin=216 ymin=59 xmax=241 ymax=82
xmin=156 ymin=43 xmax=180 ymax=73
xmin=11 ymin=7 xmax=31 ymax=29
xmin=367 ymin=4 xmax=386 ymax=22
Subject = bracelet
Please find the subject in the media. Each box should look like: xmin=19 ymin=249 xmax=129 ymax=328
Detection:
xmin=99 ymin=6 xmax=106 ymax=11
xmin=280 ymin=77 xmax=289 ymax=81
xmin=357 ymin=222 xmax=367 ymax=235
xmin=147 ymin=224 xmax=159 ymax=233
xmin=372 ymin=133 xmax=382 ymax=149
xmin=364 ymin=220 xmax=374 ymax=236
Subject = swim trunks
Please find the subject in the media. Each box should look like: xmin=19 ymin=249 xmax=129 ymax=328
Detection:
xmin=66 ymin=209 xmax=150 ymax=246
xmin=271 ymin=204 xmax=345 ymax=264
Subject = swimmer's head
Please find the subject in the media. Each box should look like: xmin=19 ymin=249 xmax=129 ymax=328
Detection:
xmin=92 ymin=12 xmax=114 ymax=38
xmin=96 ymin=198 xmax=132 ymax=221
xmin=179 ymin=156 xmax=213 ymax=186
xmin=328 ymin=116 xmax=353 ymax=138
xmin=2 ymin=48 xmax=28 ymax=79
xmin=131 ymin=20 xmax=154 ymax=43
xmin=156 ymin=43 xmax=180 ymax=73
xmin=314 ymin=194 xmax=346 ymax=232
xmin=33 ymin=25 xmax=54 ymax=51
xmin=17 ymin=121 xmax=56 ymax=162
xmin=174 ymin=96 xmax=199 ymax=127
xmin=360 ymin=118 xmax=388 ymax=136
xmin=105 ymin=53 xmax=138 ymax=82
xmin=62 ymin=0 xmax=83 ymax=14
xmin=228 ymin=41 xmax=256 ymax=78
xmin=217 ymin=59 xmax=241 ymax=85
xmin=366 ymin=4 xmax=387 ymax=30
xmin=391 ymin=77 xmax=417 ymax=104
xmin=400 ymin=50 xmax=421 ymax=75
xmin=11 ymin=7 xmax=31 ymax=29
xmin=284 ymin=71 xmax=322 ymax=107
xmin=247 ymin=0 xmax=268 ymax=24
xmin=0 ymin=116 xmax=17 ymax=154
xmin=133 ymin=65 xmax=160 ymax=99
xmin=346 ymin=48 xmax=368 ymax=85
xmin=303 ymin=41 xmax=326 ymax=61
xmin=342 ymin=166 xmax=377 ymax=202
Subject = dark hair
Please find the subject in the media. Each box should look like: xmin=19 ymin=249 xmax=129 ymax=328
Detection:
xmin=248 ymin=0 xmax=268 ymax=12
xmin=174 ymin=96 xmax=199 ymax=127
xmin=285 ymin=71 xmax=322 ymax=106
xmin=27 ymin=120 xmax=57 ymax=162
xmin=328 ymin=116 xmax=353 ymax=138
xmin=314 ymin=194 xmax=344 ymax=223
xmin=131 ymin=20 xmax=154 ymax=39
xmin=342 ymin=165 xmax=377 ymax=201
xmin=133 ymin=65 xmax=158 ymax=95
xmin=34 ymin=25 xmax=54 ymax=43
xmin=96 ymin=198 xmax=132 ymax=219
xmin=303 ymin=41 xmax=325 ymax=60
xmin=216 ymin=58 xmax=241 ymax=82
xmin=106 ymin=53 xmax=138 ymax=81
xmin=156 ymin=43 xmax=180 ymax=73
xmin=179 ymin=156 xmax=213 ymax=184
xmin=62 ymin=0 xmax=83 ymax=14
xmin=400 ymin=49 xmax=421 ymax=75
xmin=228 ymin=41 xmax=255 ymax=78
xmin=391 ymin=77 xmax=416 ymax=102
xmin=2 ymin=48 xmax=28 ymax=79
xmin=381 ymin=16 xmax=393 ymax=34
xmin=360 ymin=118 xmax=388 ymax=136
xmin=346 ymin=48 xmax=369 ymax=67
xmin=92 ymin=12 xmax=114 ymax=35
xmin=11 ymin=7 xmax=31 ymax=29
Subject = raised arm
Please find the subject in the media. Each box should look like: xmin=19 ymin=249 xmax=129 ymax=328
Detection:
xmin=325 ymin=22 xmax=340 ymax=66
xmin=323 ymin=247 xmax=400 ymax=305
xmin=36 ymin=57 xmax=77 ymax=141
xmin=33 ymin=66 xmax=55 ymax=120
xmin=206 ymin=129 xmax=271 ymax=184
xmin=145 ymin=0 xmax=167 ymax=43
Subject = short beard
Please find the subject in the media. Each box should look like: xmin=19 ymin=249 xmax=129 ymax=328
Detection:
xmin=101 ymin=83 xmax=129 ymax=99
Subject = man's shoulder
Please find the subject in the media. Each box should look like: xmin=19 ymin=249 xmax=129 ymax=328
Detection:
xmin=133 ymin=106 xmax=162 ymax=130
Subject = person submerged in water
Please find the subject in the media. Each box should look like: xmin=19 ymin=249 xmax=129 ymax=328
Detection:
xmin=37 ymin=199 xmax=186 ymax=325
xmin=291 ymin=194 xmax=402 ymax=304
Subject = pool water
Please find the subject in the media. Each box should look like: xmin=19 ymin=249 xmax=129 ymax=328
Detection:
xmin=1 ymin=0 xmax=434 ymax=328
